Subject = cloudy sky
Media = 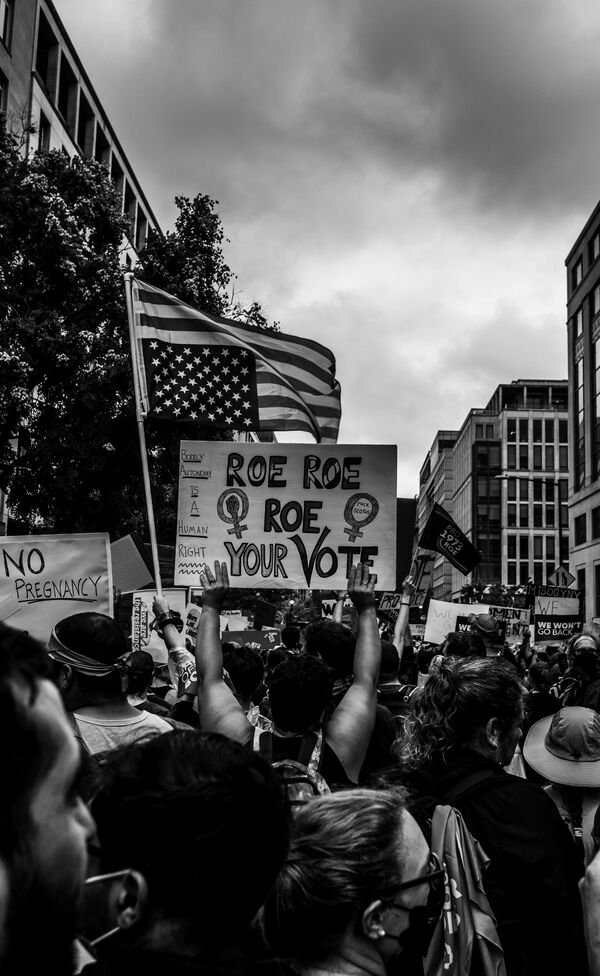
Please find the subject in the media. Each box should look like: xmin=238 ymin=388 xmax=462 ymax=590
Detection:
xmin=58 ymin=0 xmax=600 ymax=496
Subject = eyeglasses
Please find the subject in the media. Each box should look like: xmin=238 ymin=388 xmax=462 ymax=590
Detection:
xmin=392 ymin=853 xmax=445 ymax=895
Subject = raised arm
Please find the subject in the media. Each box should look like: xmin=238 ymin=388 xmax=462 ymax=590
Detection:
xmin=392 ymin=574 xmax=416 ymax=664
xmin=326 ymin=562 xmax=380 ymax=783
xmin=332 ymin=590 xmax=346 ymax=624
xmin=195 ymin=561 xmax=252 ymax=745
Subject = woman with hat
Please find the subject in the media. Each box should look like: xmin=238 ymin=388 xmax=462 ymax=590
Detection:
xmin=523 ymin=706 xmax=600 ymax=865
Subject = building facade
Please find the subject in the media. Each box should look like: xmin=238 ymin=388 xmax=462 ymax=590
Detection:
xmin=566 ymin=202 xmax=600 ymax=620
xmin=418 ymin=431 xmax=459 ymax=600
xmin=418 ymin=380 xmax=569 ymax=601
xmin=0 ymin=0 xmax=159 ymax=254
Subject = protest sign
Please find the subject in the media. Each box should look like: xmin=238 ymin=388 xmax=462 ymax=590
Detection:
xmin=322 ymin=596 xmax=354 ymax=618
xmin=131 ymin=587 xmax=188 ymax=663
xmin=175 ymin=441 xmax=397 ymax=589
xmin=0 ymin=533 xmax=112 ymax=642
xmin=424 ymin=599 xmax=531 ymax=646
xmin=110 ymin=533 xmax=153 ymax=593
xmin=533 ymin=584 xmax=581 ymax=643
xmin=225 ymin=629 xmax=282 ymax=650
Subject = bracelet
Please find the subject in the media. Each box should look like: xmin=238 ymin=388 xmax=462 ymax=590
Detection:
xmin=400 ymin=599 xmax=411 ymax=606
xmin=151 ymin=610 xmax=184 ymax=638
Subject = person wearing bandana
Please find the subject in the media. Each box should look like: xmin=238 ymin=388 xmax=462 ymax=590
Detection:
xmin=48 ymin=612 xmax=172 ymax=758
xmin=261 ymin=788 xmax=443 ymax=976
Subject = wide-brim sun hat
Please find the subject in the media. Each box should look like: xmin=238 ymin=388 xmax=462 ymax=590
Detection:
xmin=523 ymin=706 xmax=600 ymax=787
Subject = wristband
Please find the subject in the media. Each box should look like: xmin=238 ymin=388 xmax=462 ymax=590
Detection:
xmin=400 ymin=599 xmax=411 ymax=606
xmin=152 ymin=610 xmax=184 ymax=638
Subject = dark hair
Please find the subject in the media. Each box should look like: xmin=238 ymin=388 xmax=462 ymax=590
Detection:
xmin=222 ymin=644 xmax=264 ymax=701
xmin=395 ymin=657 xmax=523 ymax=770
xmin=303 ymin=620 xmax=355 ymax=679
xmin=56 ymin=612 xmax=128 ymax=664
xmin=442 ymin=631 xmax=486 ymax=659
xmin=262 ymin=788 xmax=408 ymax=963
xmin=528 ymin=662 xmax=551 ymax=691
xmin=268 ymin=656 xmax=334 ymax=733
xmin=92 ymin=730 xmax=290 ymax=940
xmin=281 ymin=625 xmax=301 ymax=650
xmin=0 ymin=623 xmax=53 ymax=861
xmin=266 ymin=647 xmax=287 ymax=673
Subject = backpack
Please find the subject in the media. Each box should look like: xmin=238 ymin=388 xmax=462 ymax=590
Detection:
xmin=253 ymin=728 xmax=331 ymax=808
xmin=422 ymin=770 xmax=507 ymax=976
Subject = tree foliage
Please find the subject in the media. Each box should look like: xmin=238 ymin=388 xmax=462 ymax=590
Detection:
xmin=0 ymin=126 xmax=272 ymax=539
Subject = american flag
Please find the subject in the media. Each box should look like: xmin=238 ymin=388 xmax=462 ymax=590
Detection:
xmin=130 ymin=279 xmax=341 ymax=443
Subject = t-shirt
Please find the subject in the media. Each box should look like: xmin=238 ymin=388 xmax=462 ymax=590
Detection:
xmin=73 ymin=709 xmax=172 ymax=755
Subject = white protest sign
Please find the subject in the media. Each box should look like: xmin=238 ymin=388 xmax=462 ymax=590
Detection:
xmin=175 ymin=441 xmax=397 ymax=590
xmin=131 ymin=588 xmax=188 ymax=663
xmin=425 ymin=599 xmax=531 ymax=645
xmin=0 ymin=533 xmax=112 ymax=642
xmin=223 ymin=615 xmax=250 ymax=631
xmin=534 ymin=584 xmax=581 ymax=643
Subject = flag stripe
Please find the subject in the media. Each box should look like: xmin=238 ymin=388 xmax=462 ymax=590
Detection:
xmin=131 ymin=278 xmax=341 ymax=443
xmin=135 ymin=284 xmax=334 ymax=361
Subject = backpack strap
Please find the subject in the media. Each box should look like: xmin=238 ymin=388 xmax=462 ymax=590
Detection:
xmin=442 ymin=768 xmax=498 ymax=804
xmin=252 ymin=728 xmax=274 ymax=763
xmin=297 ymin=730 xmax=323 ymax=778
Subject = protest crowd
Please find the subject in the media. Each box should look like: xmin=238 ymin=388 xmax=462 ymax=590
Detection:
xmin=6 ymin=555 xmax=600 ymax=976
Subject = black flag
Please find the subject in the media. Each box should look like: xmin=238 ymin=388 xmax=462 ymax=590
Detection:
xmin=418 ymin=503 xmax=481 ymax=575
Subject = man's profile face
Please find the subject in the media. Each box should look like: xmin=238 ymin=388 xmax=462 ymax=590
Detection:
xmin=3 ymin=679 xmax=95 ymax=974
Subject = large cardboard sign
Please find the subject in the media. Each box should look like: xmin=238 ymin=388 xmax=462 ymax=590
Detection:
xmin=131 ymin=587 xmax=188 ymax=663
xmin=0 ymin=533 xmax=113 ymax=643
xmin=175 ymin=441 xmax=397 ymax=590
xmin=534 ymin=584 xmax=581 ymax=643
xmin=425 ymin=599 xmax=531 ymax=646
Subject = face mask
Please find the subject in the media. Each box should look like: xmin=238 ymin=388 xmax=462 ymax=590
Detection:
xmin=80 ymin=869 xmax=133 ymax=948
xmin=386 ymin=873 xmax=445 ymax=974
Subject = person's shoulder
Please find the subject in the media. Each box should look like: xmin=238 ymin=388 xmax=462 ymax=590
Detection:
xmin=139 ymin=710 xmax=174 ymax=731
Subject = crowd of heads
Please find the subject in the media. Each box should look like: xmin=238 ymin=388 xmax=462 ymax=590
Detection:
xmin=5 ymin=594 xmax=600 ymax=976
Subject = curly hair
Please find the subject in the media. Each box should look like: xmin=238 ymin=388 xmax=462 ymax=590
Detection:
xmin=261 ymin=788 xmax=408 ymax=963
xmin=394 ymin=657 xmax=523 ymax=771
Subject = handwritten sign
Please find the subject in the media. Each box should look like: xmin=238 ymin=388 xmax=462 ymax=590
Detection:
xmin=0 ymin=533 xmax=112 ymax=643
xmin=424 ymin=599 xmax=531 ymax=646
xmin=534 ymin=585 xmax=581 ymax=642
xmin=175 ymin=441 xmax=397 ymax=590
xmin=131 ymin=587 xmax=189 ymax=663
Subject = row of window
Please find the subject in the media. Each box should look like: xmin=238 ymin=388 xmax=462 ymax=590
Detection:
xmin=571 ymin=232 xmax=600 ymax=301
xmin=573 ymin=506 xmax=600 ymax=546
xmin=506 ymin=503 xmax=568 ymax=529
xmin=507 ymin=417 xmax=568 ymax=443
xmin=507 ymin=444 xmax=568 ymax=471
xmin=506 ymin=562 xmax=557 ymax=585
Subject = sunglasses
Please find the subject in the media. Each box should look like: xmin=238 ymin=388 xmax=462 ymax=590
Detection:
xmin=393 ymin=853 xmax=445 ymax=895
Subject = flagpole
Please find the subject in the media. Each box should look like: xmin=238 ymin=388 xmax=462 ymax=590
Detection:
xmin=124 ymin=272 xmax=163 ymax=597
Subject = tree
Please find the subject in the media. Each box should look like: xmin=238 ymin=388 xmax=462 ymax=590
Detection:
xmin=0 ymin=126 xmax=272 ymax=539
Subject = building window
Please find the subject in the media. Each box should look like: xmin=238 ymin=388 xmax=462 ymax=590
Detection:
xmin=0 ymin=0 xmax=13 ymax=49
xmin=507 ymin=536 xmax=517 ymax=560
xmin=533 ymin=419 xmax=542 ymax=443
xmin=0 ymin=68 xmax=7 ymax=115
xmin=559 ymin=445 xmax=568 ymax=471
xmin=575 ymin=355 xmax=585 ymax=489
xmin=574 ymin=306 xmax=584 ymax=336
xmin=507 ymin=563 xmax=516 ymax=585
xmin=507 ymin=478 xmax=516 ymax=500
xmin=476 ymin=424 xmax=483 ymax=439
xmin=519 ymin=418 xmax=528 ymax=442
xmin=574 ymin=513 xmax=587 ymax=546
xmin=533 ymin=480 xmax=543 ymax=501
xmin=519 ymin=504 xmax=529 ymax=528
xmin=519 ymin=479 xmax=529 ymax=501
xmin=545 ymin=445 xmax=555 ymax=470
xmin=595 ymin=565 xmax=600 ymax=617
xmin=520 ymin=561 xmax=529 ymax=584
xmin=546 ymin=505 xmax=555 ymax=527
xmin=545 ymin=418 xmax=554 ymax=442
xmin=572 ymin=260 xmax=583 ymax=292
xmin=591 ymin=233 xmax=600 ymax=264
xmin=559 ymin=419 xmax=568 ymax=443
xmin=592 ymin=506 xmax=600 ymax=540
xmin=38 ymin=111 xmax=51 ymax=152
xmin=519 ymin=445 xmax=529 ymax=469
xmin=507 ymin=504 xmax=517 ymax=527
xmin=546 ymin=536 xmax=555 ymax=561
xmin=533 ymin=445 xmax=542 ymax=470
xmin=507 ymin=418 xmax=517 ymax=441
xmin=593 ymin=337 xmax=600 ymax=479
xmin=507 ymin=445 xmax=516 ymax=469
xmin=533 ymin=505 xmax=543 ymax=527
xmin=533 ymin=536 xmax=543 ymax=560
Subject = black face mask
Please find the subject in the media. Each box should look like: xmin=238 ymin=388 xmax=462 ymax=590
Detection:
xmin=385 ymin=873 xmax=445 ymax=976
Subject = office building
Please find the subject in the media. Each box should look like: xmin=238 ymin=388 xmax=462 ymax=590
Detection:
xmin=566 ymin=202 xmax=600 ymax=618
xmin=418 ymin=380 xmax=569 ymax=601
xmin=0 ymin=0 xmax=159 ymax=254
